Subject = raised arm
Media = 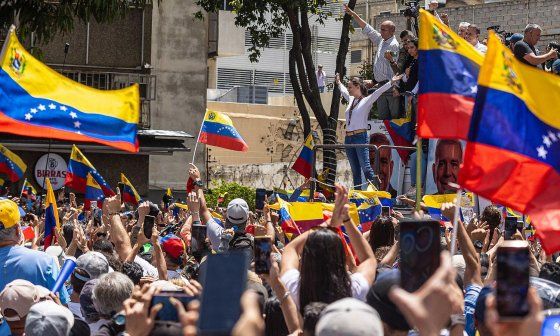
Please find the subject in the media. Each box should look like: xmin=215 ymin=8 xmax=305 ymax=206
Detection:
xmin=344 ymin=4 xmax=367 ymax=29
xmin=361 ymin=75 xmax=402 ymax=110
xmin=336 ymin=73 xmax=350 ymax=102
xmin=280 ymin=230 xmax=312 ymax=276
xmin=104 ymin=190 xmax=132 ymax=261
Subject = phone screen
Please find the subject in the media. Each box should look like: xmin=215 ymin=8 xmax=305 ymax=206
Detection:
xmin=150 ymin=291 xmax=196 ymax=322
xmin=381 ymin=206 xmax=390 ymax=217
xmin=497 ymin=242 xmax=529 ymax=319
xmin=191 ymin=224 xmax=207 ymax=253
xmin=541 ymin=314 xmax=560 ymax=336
xmin=198 ymin=251 xmax=249 ymax=335
xmin=144 ymin=215 xmax=155 ymax=238
xmin=255 ymin=188 xmax=267 ymax=211
xmin=254 ymin=236 xmax=272 ymax=275
xmin=504 ymin=216 xmax=518 ymax=240
xmin=400 ymin=219 xmax=440 ymax=292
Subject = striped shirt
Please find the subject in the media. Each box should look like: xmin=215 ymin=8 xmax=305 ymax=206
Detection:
xmin=362 ymin=24 xmax=400 ymax=83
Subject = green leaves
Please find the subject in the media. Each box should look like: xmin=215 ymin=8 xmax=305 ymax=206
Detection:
xmin=205 ymin=181 xmax=256 ymax=211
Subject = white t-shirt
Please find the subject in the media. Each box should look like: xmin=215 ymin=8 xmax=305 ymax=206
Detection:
xmin=317 ymin=70 xmax=327 ymax=87
xmin=167 ymin=269 xmax=189 ymax=285
xmin=280 ymin=268 xmax=370 ymax=309
xmin=134 ymin=255 xmax=159 ymax=278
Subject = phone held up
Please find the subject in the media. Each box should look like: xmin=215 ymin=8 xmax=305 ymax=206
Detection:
xmin=254 ymin=236 xmax=272 ymax=275
xmin=149 ymin=290 xmax=197 ymax=322
xmin=144 ymin=215 xmax=155 ymax=238
xmin=497 ymin=240 xmax=530 ymax=320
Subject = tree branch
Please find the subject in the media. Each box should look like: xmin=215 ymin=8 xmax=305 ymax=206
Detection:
xmin=289 ymin=48 xmax=311 ymax=138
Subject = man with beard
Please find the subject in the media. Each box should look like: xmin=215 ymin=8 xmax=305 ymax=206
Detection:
xmin=432 ymin=139 xmax=463 ymax=194
xmin=369 ymin=133 xmax=397 ymax=197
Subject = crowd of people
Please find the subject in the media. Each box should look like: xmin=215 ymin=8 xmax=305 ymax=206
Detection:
xmin=1 ymin=162 xmax=559 ymax=336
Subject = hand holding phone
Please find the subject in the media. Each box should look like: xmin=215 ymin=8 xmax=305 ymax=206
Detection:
xmin=504 ymin=216 xmax=518 ymax=240
xmin=144 ymin=215 xmax=155 ymax=239
xmin=254 ymin=236 xmax=272 ymax=275
xmin=150 ymin=290 xmax=196 ymax=322
xmin=497 ymin=240 xmax=529 ymax=319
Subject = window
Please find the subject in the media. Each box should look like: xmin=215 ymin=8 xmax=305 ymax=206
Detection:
xmin=351 ymin=50 xmax=362 ymax=64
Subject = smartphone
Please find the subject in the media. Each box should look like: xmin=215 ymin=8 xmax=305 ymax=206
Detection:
xmin=400 ymin=219 xmax=441 ymax=292
xmin=150 ymin=290 xmax=197 ymax=322
xmin=497 ymin=240 xmax=529 ymax=319
xmin=255 ymin=188 xmax=267 ymax=211
xmin=541 ymin=310 xmax=560 ymax=336
xmin=198 ymin=251 xmax=249 ymax=335
xmin=144 ymin=215 xmax=155 ymax=238
xmin=504 ymin=216 xmax=518 ymax=240
xmin=381 ymin=206 xmax=390 ymax=217
xmin=254 ymin=236 xmax=272 ymax=275
xmin=191 ymin=224 xmax=207 ymax=252
xmin=117 ymin=182 xmax=125 ymax=203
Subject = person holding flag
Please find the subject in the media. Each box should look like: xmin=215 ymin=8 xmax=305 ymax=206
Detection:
xmin=65 ymin=145 xmax=113 ymax=195
xmin=121 ymin=173 xmax=141 ymax=205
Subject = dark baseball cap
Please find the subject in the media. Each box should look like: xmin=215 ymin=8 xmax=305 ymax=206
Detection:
xmin=365 ymin=269 xmax=410 ymax=331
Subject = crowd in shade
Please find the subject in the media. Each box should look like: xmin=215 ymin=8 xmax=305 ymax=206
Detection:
xmin=0 ymin=2 xmax=559 ymax=336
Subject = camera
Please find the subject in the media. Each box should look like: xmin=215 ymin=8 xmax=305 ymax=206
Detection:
xmin=402 ymin=1 xmax=420 ymax=18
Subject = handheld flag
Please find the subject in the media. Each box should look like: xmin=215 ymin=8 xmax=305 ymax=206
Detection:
xmin=120 ymin=173 xmax=141 ymax=205
xmin=458 ymin=33 xmax=560 ymax=253
xmin=0 ymin=144 xmax=26 ymax=182
xmin=21 ymin=179 xmax=37 ymax=200
xmin=0 ymin=27 xmax=140 ymax=152
xmin=44 ymin=178 xmax=60 ymax=248
xmin=278 ymin=197 xmax=301 ymax=235
xmin=85 ymin=172 xmax=105 ymax=210
xmin=65 ymin=145 xmax=112 ymax=194
xmin=292 ymin=134 xmax=314 ymax=178
xmin=198 ymin=109 xmax=248 ymax=152
xmin=417 ymin=9 xmax=484 ymax=140
xmin=384 ymin=115 xmax=414 ymax=163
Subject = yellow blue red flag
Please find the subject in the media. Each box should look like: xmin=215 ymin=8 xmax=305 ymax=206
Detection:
xmin=121 ymin=173 xmax=141 ymax=205
xmin=44 ymin=178 xmax=60 ymax=248
xmin=0 ymin=27 xmax=140 ymax=152
xmin=85 ymin=172 xmax=105 ymax=210
xmin=65 ymin=145 xmax=113 ymax=195
xmin=0 ymin=144 xmax=26 ymax=182
xmin=292 ymin=133 xmax=314 ymax=178
xmin=458 ymin=33 xmax=560 ymax=253
xmin=199 ymin=109 xmax=248 ymax=152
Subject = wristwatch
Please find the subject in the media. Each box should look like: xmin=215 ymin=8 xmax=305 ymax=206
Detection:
xmin=474 ymin=240 xmax=484 ymax=250
xmin=450 ymin=314 xmax=466 ymax=327
xmin=194 ymin=179 xmax=204 ymax=188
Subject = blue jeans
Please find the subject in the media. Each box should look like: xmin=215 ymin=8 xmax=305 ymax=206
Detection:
xmin=345 ymin=132 xmax=376 ymax=189
xmin=410 ymin=150 xmax=428 ymax=187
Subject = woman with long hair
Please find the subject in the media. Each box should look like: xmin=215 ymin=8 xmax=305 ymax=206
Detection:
xmin=336 ymin=73 xmax=402 ymax=189
xmin=280 ymin=185 xmax=377 ymax=312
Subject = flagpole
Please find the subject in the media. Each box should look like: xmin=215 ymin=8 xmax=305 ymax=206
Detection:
xmin=415 ymin=138 xmax=422 ymax=211
xmin=450 ymin=188 xmax=462 ymax=256
xmin=191 ymin=117 xmax=204 ymax=165
xmin=19 ymin=178 xmax=27 ymax=198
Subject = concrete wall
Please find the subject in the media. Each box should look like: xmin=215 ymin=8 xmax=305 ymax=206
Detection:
xmin=149 ymin=0 xmax=208 ymax=191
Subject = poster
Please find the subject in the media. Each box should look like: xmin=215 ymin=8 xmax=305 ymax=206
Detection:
xmin=425 ymin=139 xmax=466 ymax=196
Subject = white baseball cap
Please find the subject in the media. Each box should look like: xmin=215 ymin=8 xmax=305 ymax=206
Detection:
xmin=24 ymin=300 xmax=74 ymax=336
xmin=226 ymin=198 xmax=249 ymax=225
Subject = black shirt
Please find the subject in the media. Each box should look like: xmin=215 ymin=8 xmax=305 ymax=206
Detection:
xmin=514 ymin=40 xmax=538 ymax=67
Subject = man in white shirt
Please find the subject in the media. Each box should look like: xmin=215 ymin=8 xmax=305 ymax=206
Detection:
xmin=465 ymin=24 xmax=487 ymax=54
xmin=317 ymin=64 xmax=327 ymax=93
xmin=345 ymin=4 xmax=401 ymax=119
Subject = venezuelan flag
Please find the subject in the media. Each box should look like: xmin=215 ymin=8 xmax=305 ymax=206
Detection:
xmin=121 ymin=173 xmax=141 ymax=205
xmin=44 ymin=178 xmax=60 ymax=248
xmin=65 ymin=145 xmax=112 ymax=194
xmin=292 ymin=133 xmax=314 ymax=178
xmin=357 ymin=202 xmax=382 ymax=232
xmin=273 ymin=188 xmax=309 ymax=202
xmin=458 ymin=33 xmax=560 ymax=253
xmin=0 ymin=144 xmax=26 ymax=182
xmin=0 ymin=28 xmax=140 ymax=152
xmin=85 ymin=172 xmax=105 ymax=210
xmin=423 ymin=194 xmax=455 ymax=221
xmin=278 ymin=198 xmax=301 ymax=235
xmin=199 ymin=109 xmax=248 ymax=152
xmin=417 ymin=10 xmax=484 ymax=140
xmin=384 ymin=117 xmax=414 ymax=163
xmin=23 ymin=180 xmax=36 ymax=195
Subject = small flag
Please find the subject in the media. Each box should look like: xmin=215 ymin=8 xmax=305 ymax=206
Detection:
xmin=0 ymin=144 xmax=26 ymax=182
xmin=384 ymin=117 xmax=414 ymax=163
xmin=21 ymin=225 xmax=35 ymax=241
xmin=217 ymin=192 xmax=228 ymax=205
xmin=44 ymin=178 xmax=60 ymax=248
xmin=291 ymin=133 xmax=314 ymax=178
xmin=121 ymin=173 xmax=141 ymax=205
xmin=85 ymin=172 xmax=105 ymax=210
xmin=278 ymin=197 xmax=301 ymax=235
xmin=65 ymin=145 xmax=113 ymax=195
xmin=198 ymin=109 xmax=248 ymax=152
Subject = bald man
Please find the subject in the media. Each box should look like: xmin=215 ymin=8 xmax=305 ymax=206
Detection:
xmin=432 ymin=140 xmax=463 ymax=194
xmin=345 ymin=4 xmax=401 ymax=119
xmin=369 ymin=133 xmax=397 ymax=197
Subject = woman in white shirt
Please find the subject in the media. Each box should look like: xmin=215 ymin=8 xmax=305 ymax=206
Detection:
xmin=336 ymin=73 xmax=401 ymax=189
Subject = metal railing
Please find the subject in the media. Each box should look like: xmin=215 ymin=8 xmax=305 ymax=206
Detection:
xmin=309 ymin=143 xmax=416 ymax=199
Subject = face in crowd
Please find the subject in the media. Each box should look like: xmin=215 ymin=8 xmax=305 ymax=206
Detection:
xmin=380 ymin=21 xmax=396 ymax=40
xmin=369 ymin=133 xmax=394 ymax=193
xmin=432 ymin=140 xmax=463 ymax=194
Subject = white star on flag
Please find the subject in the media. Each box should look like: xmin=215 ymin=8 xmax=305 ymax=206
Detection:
xmin=38 ymin=104 xmax=46 ymax=111
xmin=543 ymin=135 xmax=552 ymax=148
xmin=30 ymin=108 xmax=37 ymax=114
xmin=69 ymin=112 xmax=78 ymax=119
xmin=470 ymin=85 xmax=478 ymax=94
xmin=60 ymin=106 xmax=67 ymax=111
xmin=548 ymin=131 xmax=558 ymax=142
xmin=48 ymin=103 xmax=56 ymax=109
xmin=537 ymin=146 xmax=548 ymax=159
xmin=74 ymin=121 xmax=81 ymax=128
xmin=24 ymin=113 xmax=33 ymax=120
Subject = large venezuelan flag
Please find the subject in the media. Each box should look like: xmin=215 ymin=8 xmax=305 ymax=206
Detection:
xmin=65 ymin=145 xmax=112 ymax=194
xmin=198 ymin=109 xmax=248 ymax=152
xmin=278 ymin=198 xmax=301 ymax=235
xmin=0 ymin=144 xmax=26 ymax=182
xmin=417 ymin=10 xmax=484 ymax=140
xmin=121 ymin=173 xmax=141 ymax=205
xmin=292 ymin=133 xmax=314 ymax=178
xmin=458 ymin=33 xmax=560 ymax=253
xmin=0 ymin=27 xmax=140 ymax=152
xmin=85 ymin=172 xmax=105 ymax=210
xmin=44 ymin=178 xmax=60 ymax=248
